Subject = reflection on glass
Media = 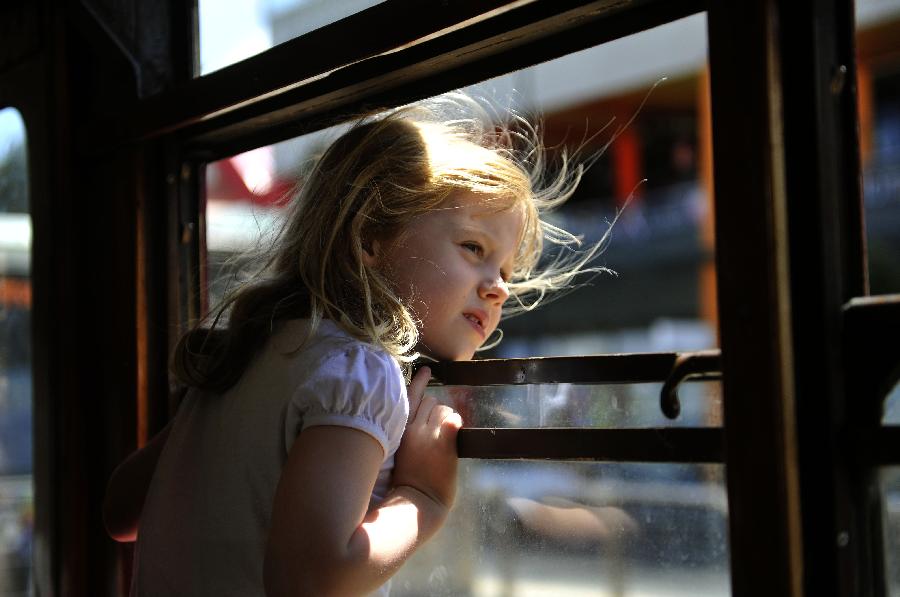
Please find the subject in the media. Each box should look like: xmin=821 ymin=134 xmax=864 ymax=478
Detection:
xmin=431 ymin=381 xmax=722 ymax=428
xmin=393 ymin=461 xmax=730 ymax=596
xmin=0 ymin=107 xmax=32 ymax=595
xmin=882 ymin=467 xmax=900 ymax=596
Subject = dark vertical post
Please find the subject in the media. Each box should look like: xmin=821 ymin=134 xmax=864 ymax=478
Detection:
xmin=707 ymin=2 xmax=804 ymax=596
xmin=169 ymin=0 xmax=198 ymax=83
xmin=776 ymin=0 xmax=869 ymax=595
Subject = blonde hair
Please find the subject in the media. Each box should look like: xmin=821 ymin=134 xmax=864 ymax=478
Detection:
xmin=173 ymin=94 xmax=613 ymax=391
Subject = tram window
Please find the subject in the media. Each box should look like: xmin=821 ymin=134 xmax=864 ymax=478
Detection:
xmin=857 ymin=1 xmax=900 ymax=295
xmin=0 ymin=107 xmax=32 ymax=597
xmin=198 ymin=0 xmax=382 ymax=75
xmin=203 ymin=13 xmax=718 ymax=361
xmin=198 ymin=14 xmax=734 ymax=595
xmin=856 ymin=0 xmax=900 ymax=450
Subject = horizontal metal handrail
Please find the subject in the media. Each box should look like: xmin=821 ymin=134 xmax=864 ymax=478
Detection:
xmin=426 ymin=350 xmax=721 ymax=386
xmin=424 ymin=350 xmax=723 ymax=461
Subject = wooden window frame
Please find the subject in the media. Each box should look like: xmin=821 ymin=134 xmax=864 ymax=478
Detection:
xmin=110 ymin=1 xmax=900 ymax=596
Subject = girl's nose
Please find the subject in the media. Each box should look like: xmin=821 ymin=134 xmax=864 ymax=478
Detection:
xmin=479 ymin=275 xmax=510 ymax=303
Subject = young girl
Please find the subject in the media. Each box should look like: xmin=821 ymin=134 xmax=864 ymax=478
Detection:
xmin=103 ymin=95 xmax=605 ymax=596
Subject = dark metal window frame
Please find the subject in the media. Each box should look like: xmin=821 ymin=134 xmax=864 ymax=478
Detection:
xmin=116 ymin=1 xmax=900 ymax=596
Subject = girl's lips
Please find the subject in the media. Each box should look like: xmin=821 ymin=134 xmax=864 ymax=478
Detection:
xmin=463 ymin=312 xmax=486 ymax=339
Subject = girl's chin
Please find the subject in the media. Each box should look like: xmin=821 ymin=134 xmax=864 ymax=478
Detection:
xmin=415 ymin=344 xmax=476 ymax=362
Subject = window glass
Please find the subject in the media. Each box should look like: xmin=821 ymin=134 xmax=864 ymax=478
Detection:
xmin=204 ymin=139 xmax=323 ymax=308
xmin=885 ymin=381 xmax=900 ymax=425
xmin=392 ymin=461 xmax=730 ymax=596
xmin=198 ymin=0 xmax=382 ymax=75
xmin=882 ymin=467 xmax=900 ymax=596
xmin=204 ymin=14 xmax=717 ymax=358
xmin=471 ymin=13 xmax=715 ymax=357
xmin=431 ymin=381 xmax=722 ymax=428
xmin=0 ymin=107 xmax=32 ymax=596
xmin=198 ymin=13 xmax=729 ymax=594
xmin=857 ymin=0 xmax=900 ymax=294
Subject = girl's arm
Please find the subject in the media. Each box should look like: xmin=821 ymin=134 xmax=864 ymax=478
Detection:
xmin=264 ymin=367 xmax=461 ymax=597
xmin=102 ymin=420 xmax=173 ymax=542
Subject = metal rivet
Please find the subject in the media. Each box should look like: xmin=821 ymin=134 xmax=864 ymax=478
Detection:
xmin=830 ymin=65 xmax=847 ymax=95
xmin=837 ymin=531 xmax=850 ymax=547
xmin=514 ymin=367 xmax=526 ymax=383
xmin=181 ymin=222 xmax=195 ymax=245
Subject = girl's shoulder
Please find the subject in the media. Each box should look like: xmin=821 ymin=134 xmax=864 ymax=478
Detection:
xmin=281 ymin=319 xmax=409 ymax=454
xmin=276 ymin=318 xmax=403 ymax=387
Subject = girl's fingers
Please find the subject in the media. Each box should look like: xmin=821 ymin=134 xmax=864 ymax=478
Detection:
xmin=416 ymin=396 xmax=438 ymax=426
xmin=427 ymin=404 xmax=457 ymax=427
xmin=406 ymin=367 xmax=463 ymax=432
xmin=436 ymin=411 xmax=463 ymax=446
xmin=444 ymin=412 xmax=463 ymax=429
xmin=406 ymin=366 xmax=431 ymax=424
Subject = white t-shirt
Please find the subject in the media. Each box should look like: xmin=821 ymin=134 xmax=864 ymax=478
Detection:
xmin=132 ymin=319 xmax=408 ymax=597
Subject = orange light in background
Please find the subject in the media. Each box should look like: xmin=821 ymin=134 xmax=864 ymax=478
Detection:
xmin=612 ymin=125 xmax=643 ymax=206
xmin=0 ymin=277 xmax=31 ymax=308
xmin=698 ymin=66 xmax=718 ymax=338
xmin=856 ymin=61 xmax=874 ymax=167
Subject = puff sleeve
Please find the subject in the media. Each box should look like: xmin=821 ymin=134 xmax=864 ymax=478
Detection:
xmin=285 ymin=344 xmax=408 ymax=458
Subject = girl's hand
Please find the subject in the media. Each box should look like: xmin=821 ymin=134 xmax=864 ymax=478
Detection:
xmin=392 ymin=366 xmax=462 ymax=510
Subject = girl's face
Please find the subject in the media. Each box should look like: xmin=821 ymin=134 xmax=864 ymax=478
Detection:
xmin=368 ymin=192 xmax=525 ymax=361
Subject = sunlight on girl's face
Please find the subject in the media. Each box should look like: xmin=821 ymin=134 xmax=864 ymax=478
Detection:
xmin=373 ymin=192 xmax=525 ymax=361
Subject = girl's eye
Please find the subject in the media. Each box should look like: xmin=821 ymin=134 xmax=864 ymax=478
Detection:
xmin=462 ymin=242 xmax=484 ymax=257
